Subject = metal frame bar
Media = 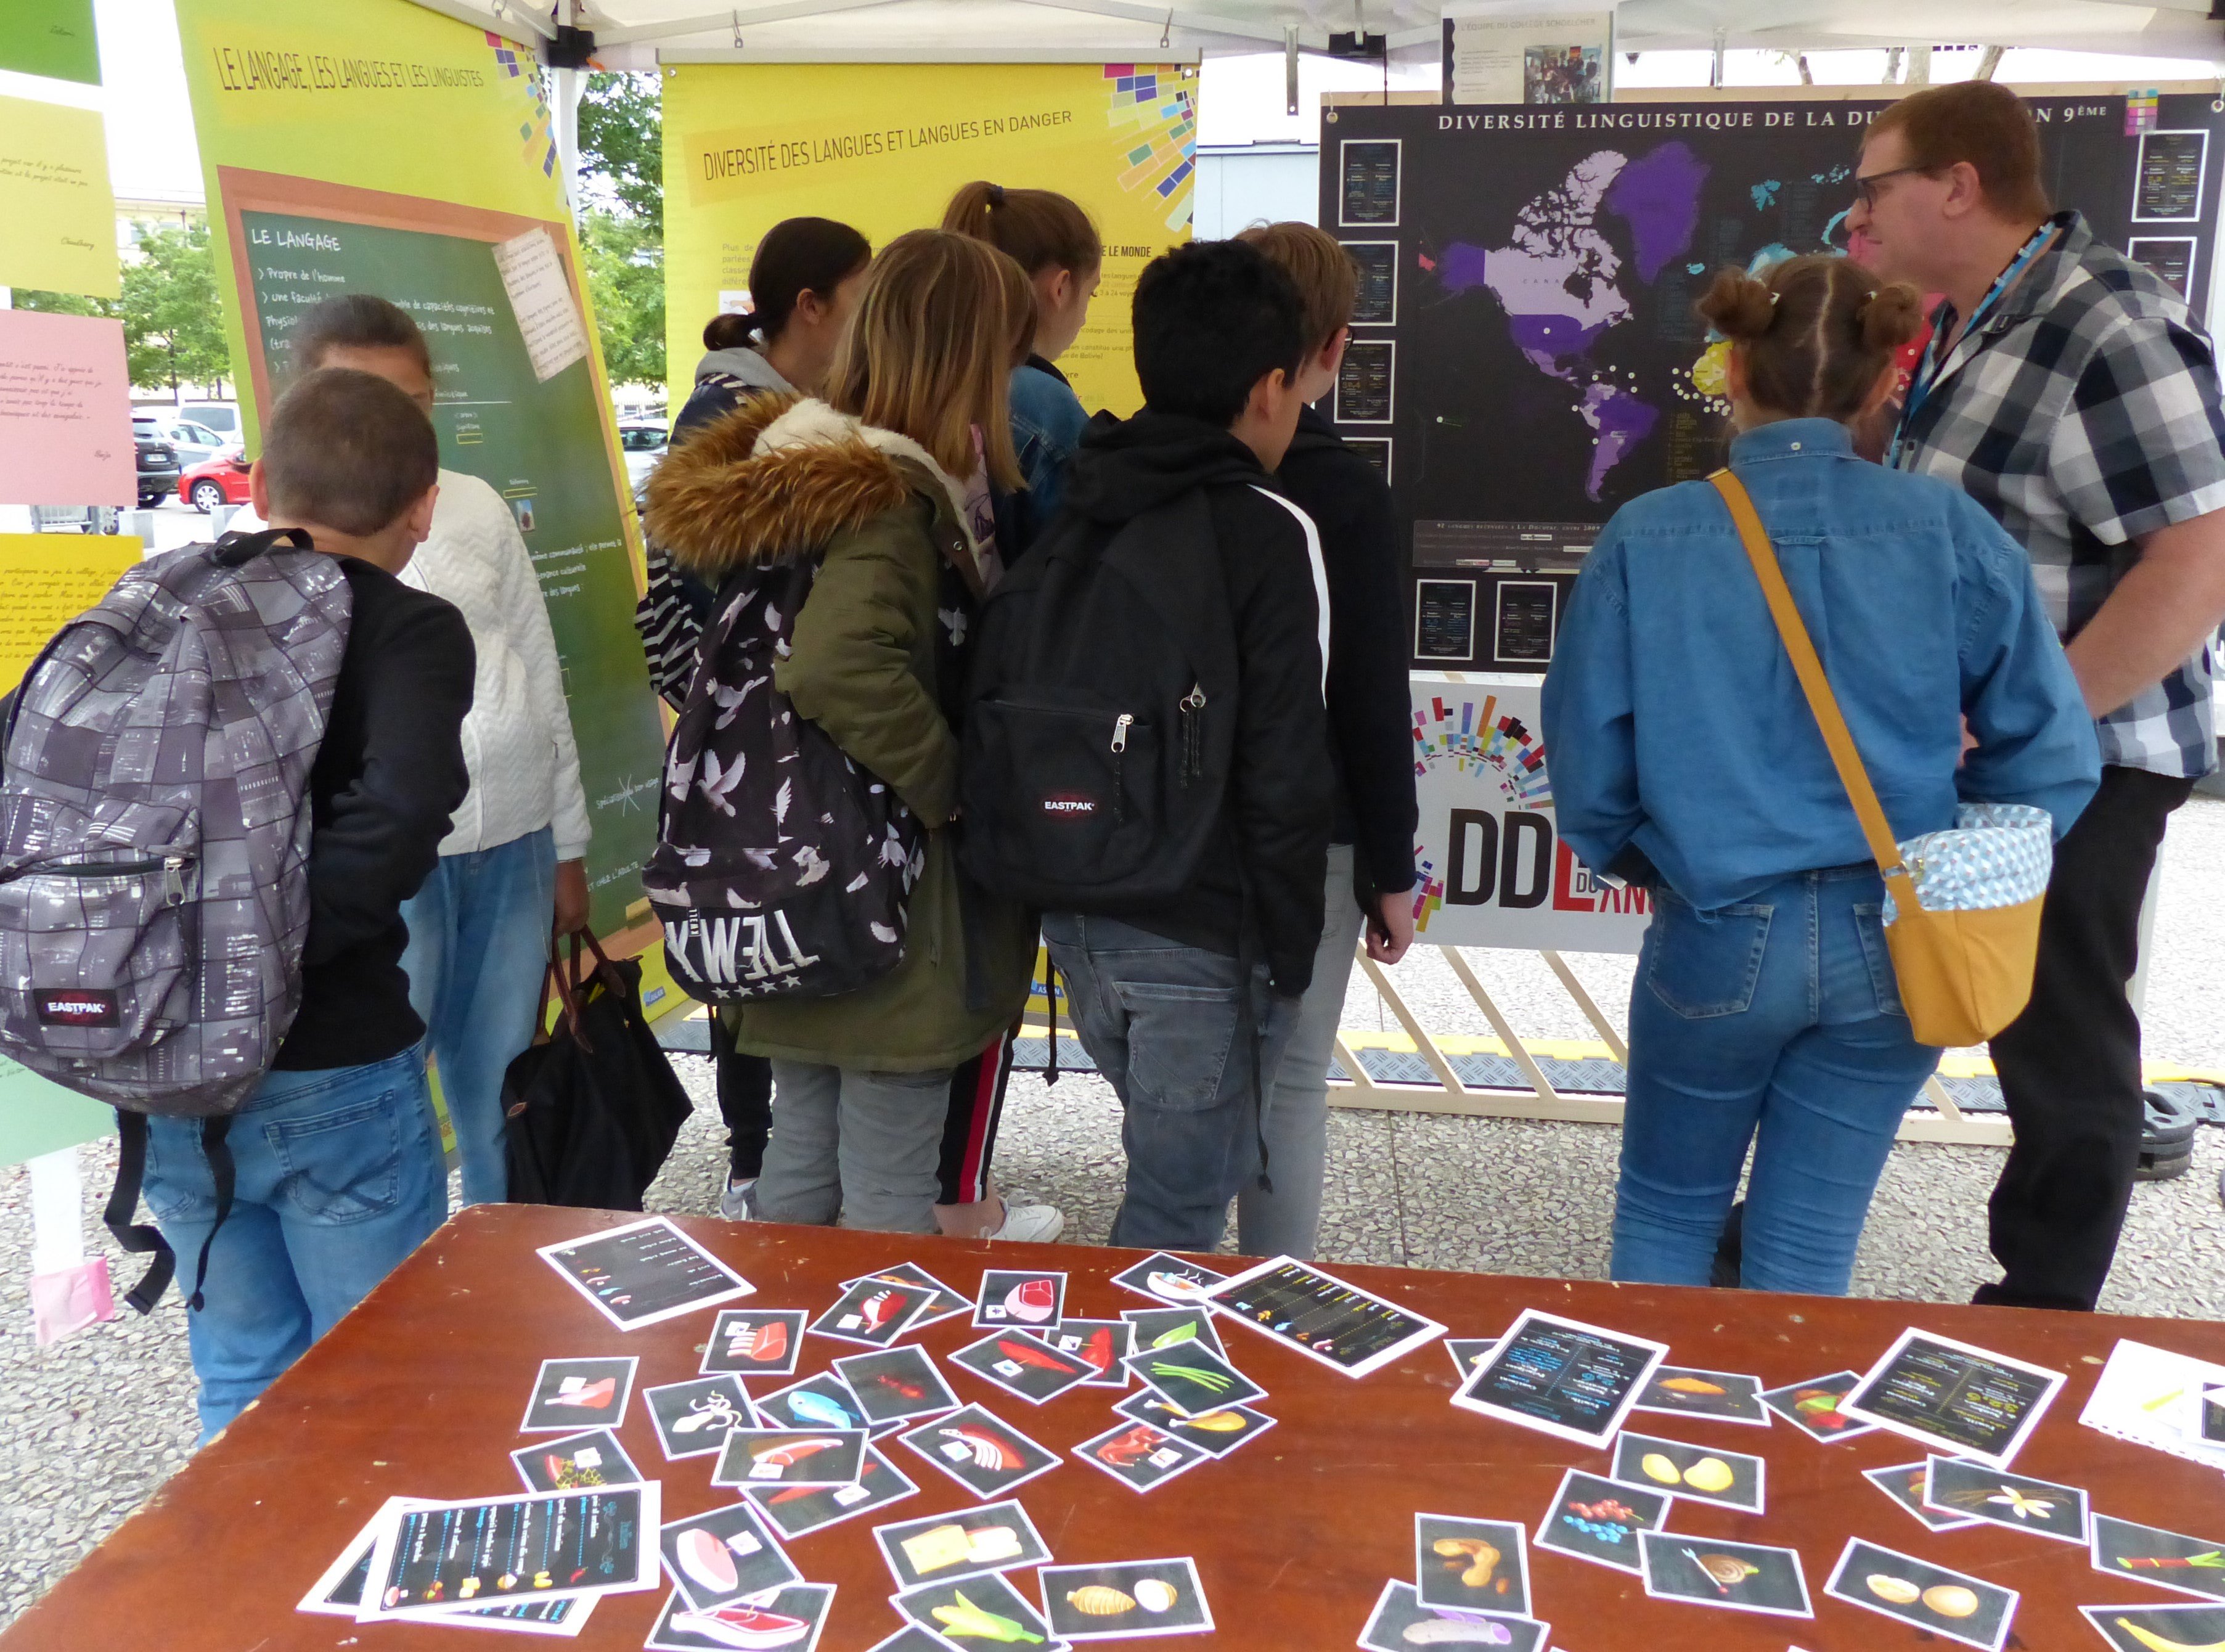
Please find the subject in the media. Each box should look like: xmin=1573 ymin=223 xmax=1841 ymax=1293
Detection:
xmin=658 ymin=43 xmax=1199 ymax=61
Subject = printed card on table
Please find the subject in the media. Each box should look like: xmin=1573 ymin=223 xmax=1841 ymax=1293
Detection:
xmin=841 ymin=1260 xmax=971 ymax=1326
xmin=656 ymin=1501 xmax=800 ymax=1614
xmin=1533 ymin=1468 xmax=1667 ymax=1575
xmin=1826 ymin=1537 xmax=2018 ymax=1652
xmin=1637 ymin=1531 xmax=1811 ymax=1619
xmin=892 ymin=1571 xmax=1055 ymax=1648
xmin=860 ymin=1629 xmax=958 ymax=1652
xmin=643 ymin=1376 xmax=754 ymax=1461
xmin=1924 ymin=1457 xmax=2088 ymax=1544
xmin=700 ymin=1308 xmax=806 ymax=1377
xmin=973 ymin=1268 xmax=1066 ymax=1329
xmin=1451 ymin=1309 xmax=1666 ymax=1448
xmin=536 ymin=1216 xmax=753 ymax=1331
xmin=1609 ymin=1431 xmax=1765 ymax=1514
xmin=748 ymin=1448 xmax=918 ymax=1542
xmin=1633 ymin=1366 xmax=1770 ymax=1426
xmin=356 ymin=1486 xmax=661 ymax=1620
xmin=1357 ymin=1580 xmax=1548 ymax=1652
xmin=1445 ymin=1338 xmax=1499 ymax=1381
xmin=755 ymin=1372 xmax=868 ymax=1433
xmin=300 ymin=1499 xmax=594 ymax=1635
xmin=833 ymin=1346 xmax=960 ymax=1427
xmin=1122 ymin=1305 xmax=1225 ymax=1360
xmin=1843 ymin=1328 xmax=2065 ymax=1469
xmin=1071 ymin=1418 xmax=1210 ymax=1493
xmin=1050 ymin=1317 xmax=1135 ymax=1387
xmin=1112 ymin=1391 xmax=1276 ymax=1457
xmin=952 ymin=1328 xmax=1099 ymax=1405
xmin=2082 ymin=1601 xmax=2225 ymax=1652
xmin=520 ymin=1356 xmax=639 ymax=1432
xmin=1415 ymin=1514 xmax=1529 ymax=1615
xmin=645 ymin=1582 xmax=834 ymax=1652
xmin=2091 ymin=1513 xmax=2225 ymax=1601
xmin=1863 ymin=1460 xmax=1982 ymax=1532
xmin=710 ymin=1427 xmax=868 ymax=1489
xmin=1203 ymin=1256 xmax=1445 ymax=1378
xmin=1758 ymin=1370 xmax=1878 ymax=1442
xmin=512 ymin=1428 xmax=645 ymax=1494
xmin=1124 ymin=1343 xmax=1266 ymax=1418
xmin=897 ymin=1404 xmax=1059 ymax=1500
xmin=873 ymin=1499 xmax=1050 ymax=1592
xmin=1039 ymin=1557 xmax=1215 ymax=1641
xmin=810 ymin=1278 xmax=936 ymax=1349
xmin=1110 ymin=1251 xmax=1225 ymax=1304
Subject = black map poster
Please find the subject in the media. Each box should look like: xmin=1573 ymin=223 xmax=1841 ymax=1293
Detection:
xmin=1321 ymin=94 xmax=2225 ymax=669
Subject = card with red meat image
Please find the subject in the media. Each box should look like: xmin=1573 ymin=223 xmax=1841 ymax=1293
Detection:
xmin=972 ymin=1269 xmax=1065 ymax=1330
xmin=1071 ymin=1419 xmax=1209 ymax=1493
xmin=520 ymin=1356 xmax=639 ymax=1433
xmin=1050 ymin=1319 xmax=1135 ymax=1388
xmin=897 ymin=1404 xmax=1059 ymax=1500
xmin=656 ymin=1501 xmax=800 ymax=1613
xmin=809 ymin=1278 xmax=936 ymax=1349
xmin=647 ymin=1584 xmax=834 ymax=1652
xmin=951 ymin=1329 xmax=1098 ymax=1405
xmin=840 ymin=1261 xmax=971 ymax=1328
xmin=833 ymin=1346 xmax=960 ymax=1428
xmin=710 ymin=1428 xmax=869 ymax=1490
xmin=699 ymin=1308 xmax=806 ymax=1377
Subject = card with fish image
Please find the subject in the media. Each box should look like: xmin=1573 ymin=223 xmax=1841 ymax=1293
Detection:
xmin=1445 ymin=1339 xmax=1499 ymax=1381
xmin=1050 ymin=1318 xmax=1135 ymax=1388
xmin=512 ymin=1428 xmax=645 ymax=1494
xmin=1825 ymin=1537 xmax=2018 ymax=1652
xmin=1843 ymin=1328 xmax=2065 ymax=1470
xmin=755 ymin=1371 xmax=868 ymax=1434
xmin=643 ymin=1375 xmax=756 ymax=1462
xmin=973 ymin=1268 xmax=1067 ymax=1330
xmin=656 ymin=1501 xmax=801 ymax=1614
xmin=711 ymin=1427 xmax=870 ymax=1490
xmin=1111 ymin=1251 xmax=1227 ymax=1304
xmin=1124 ymin=1343 xmax=1267 ymax=1418
xmin=536 ymin=1216 xmax=754 ymax=1331
xmin=873 ymin=1500 xmax=1051 ymax=1592
xmin=810 ymin=1277 xmax=936 ymax=1349
xmin=1532 ymin=1468 xmax=1668 ymax=1576
xmin=520 ymin=1356 xmax=640 ymax=1433
xmin=1924 ymin=1456 xmax=2088 ymax=1544
xmin=1111 ymin=1391 xmax=1277 ymax=1457
xmin=2082 ymin=1601 xmax=2225 ymax=1652
xmin=699 ymin=1307 xmax=806 ymax=1377
xmin=356 ymin=1484 xmax=662 ymax=1621
xmin=1040 ymin=1558 xmax=1214 ymax=1641
xmin=841 ymin=1260 xmax=972 ymax=1327
xmin=1071 ymin=1418 xmax=1210 ymax=1492
xmin=2091 ymin=1513 xmax=2225 ymax=1602
xmin=1609 ymin=1431 xmax=1765 ymax=1515
xmin=1637 ymin=1532 xmax=1811 ymax=1620
xmin=1415 ymin=1515 xmax=1530 ymax=1616
xmin=1204 ymin=1255 xmax=1446 ymax=1379
xmin=1451 ymin=1309 xmax=1666 ymax=1449
xmin=834 ymin=1346 xmax=961 ymax=1427
xmin=892 ymin=1571 xmax=1055 ymax=1650
xmin=1356 ymin=1580 xmax=1549 ymax=1652
xmin=301 ymin=1499 xmax=595 ymax=1635
xmin=1632 ymin=1367 xmax=1769 ymax=1426
xmin=1121 ymin=1305 xmax=1226 ymax=1360
xmin=645 ymin=1583 xmax=834 ymax=1652
xmin=1861 ymin=1460 xmax=1982 ymax=1533
xmin=952 ymin=1328 xmax=1100 ymax=1405
xmin=897 ymin=1403 xmax=1061 ymax=1500
xmin=748 ymin=1447 xmax=919 ymax=1541
xmin=1757 ymin=1370 xmax=1877 ymax=1442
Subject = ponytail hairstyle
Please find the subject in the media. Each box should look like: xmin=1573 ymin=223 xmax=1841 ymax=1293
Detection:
xmin=1695 ymin=254 xmax=1925 ymax=422
xmin=992 ymin=247 xmax=1039 ymax=370
xmin=941 ymin=181 xmax=1101 ymax=278
xmin=703 ymin=215 xmax=872 ymax=350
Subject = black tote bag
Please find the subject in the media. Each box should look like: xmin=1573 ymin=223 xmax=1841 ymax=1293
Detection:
xmin=501 ymin=928 xmax=693 ymax=1208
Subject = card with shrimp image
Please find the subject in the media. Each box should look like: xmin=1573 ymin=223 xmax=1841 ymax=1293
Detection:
xmin=897 ymin=1404 xmax=1059 ymax=1499
xmin=1356 ymin=1580 xmax=1549 ymax=1652
xmin=710 ymin=1428 xmax=868 ymax=1490
xmin=2092 ymin=1513 xmax=2225 ymax=1603
xmin=2080 ymin=1600 xmax=2225 ymax=1651
xmin=1638 ymin=1532 xmax=1811 ymax=1619
xmin=1123 ymin=1344 xmax=1266 ymax=1418
xmin=1826 ymin=1537 xmax=2018 ymax=1652
xmin=832 ymin=1346 xmax=960 ymax=1426
xmin=1415 ymin=1515 xmax=1530 ymax=1616
xmin=1924 ymin=1457 xmax=2088 ymax=1544
xmin=973 ymin=1268 xmax=1067 ymax=1329
xmin=643 ymin=1375 xmax=756 ymax=1462
xmin=1072 ymin=1418 xmax=1209 ymax=1492
xmin=809 ymin=1277 xmax=936 ymax=1349
xmin=952 ymin=1328 xmax=1098 ymax=1405
xmin=699 ymin=1308 xmax=806 ymax=1377
xmin=1040 ymin=1558 xmax=1214 ymax=1641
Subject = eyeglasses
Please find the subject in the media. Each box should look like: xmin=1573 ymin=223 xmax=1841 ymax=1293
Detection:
xmin=1852 ymin=165 xmax=1929 ymax=208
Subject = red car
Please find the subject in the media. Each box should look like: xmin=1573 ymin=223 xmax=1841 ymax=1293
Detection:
xmin=178 ymin=446 xmax=253 ymax=513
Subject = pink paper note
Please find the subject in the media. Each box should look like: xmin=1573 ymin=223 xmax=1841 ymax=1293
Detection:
xmin=30 ymin=1257 xmax=115 ymax=1346
xmin=0 ymin=309 xmax=134 ymax=507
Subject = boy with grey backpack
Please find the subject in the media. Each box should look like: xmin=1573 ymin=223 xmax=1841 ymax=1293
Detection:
xmin=0 ymin=369 xmax=472 ymax=1441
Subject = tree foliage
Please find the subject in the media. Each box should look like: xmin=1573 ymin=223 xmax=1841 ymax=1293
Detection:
xmin=575 ymin=70 xmax=666 ymax=388
xmin=582 ymin=210 xmax=665 ymax=387
xmin=578 ymin=72 xmax=663 ymax=234
xmin=18 ymin=219 xmax=231 ymax=396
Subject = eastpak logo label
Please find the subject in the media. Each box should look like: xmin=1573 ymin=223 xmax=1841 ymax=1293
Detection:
xmin=34 ymin=990 xmax=120 ymax=1028
xmin=1040 ymin=795 xmax=1098 ymax=816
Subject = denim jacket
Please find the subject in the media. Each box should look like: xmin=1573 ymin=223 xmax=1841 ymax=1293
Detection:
xmin=1541 ymin=419 xmax=2100 ymax=912
xmin=1005 ymin=359 xmax=1090 ymax=553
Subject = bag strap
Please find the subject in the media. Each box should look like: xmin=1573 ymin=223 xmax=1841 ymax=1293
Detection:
xmin=187 ymin=1117 xmax=235 ymax=1314
xmin=106 ymin=1110 xmax=175 ymax=1313
xmin=1707 ymin=470 xmax=1921 ymax=914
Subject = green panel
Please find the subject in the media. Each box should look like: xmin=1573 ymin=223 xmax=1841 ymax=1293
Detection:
xmin=242 ymin=210 xmax=664 ymax=931
xmin=0 ymin=1057 xmax=111 ymax=1167
xmin=0 ymin=0 xmax=100 ymax=84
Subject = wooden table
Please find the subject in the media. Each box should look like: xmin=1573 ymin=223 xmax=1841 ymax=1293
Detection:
xmin=11 ymin=1203 xmax=2225 ymax=1651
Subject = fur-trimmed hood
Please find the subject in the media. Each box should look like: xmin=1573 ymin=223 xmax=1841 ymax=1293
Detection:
xmin=642 ymin=393 xmax=973 ymax=580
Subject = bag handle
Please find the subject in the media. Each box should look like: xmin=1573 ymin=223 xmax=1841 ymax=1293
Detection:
xmin=539 ymin=919 xmax=591 ymax=1049
xmin=1707 ymin=470 xmax=1923 ymax=915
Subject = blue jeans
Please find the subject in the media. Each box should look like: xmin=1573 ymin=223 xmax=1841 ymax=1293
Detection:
xmin=1612 ymin=867 xmax=1940 ymax=1296
xmin=1043 ymin=913 xmax=1301 ymax=1252
xmin=399 ymin=827 xmax=557 ymax=1205
xmin=142 ymin=1049 xmax=447 ymax=1442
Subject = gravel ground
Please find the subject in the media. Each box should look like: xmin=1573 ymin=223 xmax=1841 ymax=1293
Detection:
xmin=3 ymin=795 xmax=2222 ymax=1624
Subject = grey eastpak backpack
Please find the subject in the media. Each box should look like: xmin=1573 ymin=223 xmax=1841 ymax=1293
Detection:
xmin=0 ymin=530 xmax=351 ymax=1309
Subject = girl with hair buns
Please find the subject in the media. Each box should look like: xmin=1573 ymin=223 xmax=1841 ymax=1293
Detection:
xmin=1541 ymin=253 xmax=2099 ymax=1296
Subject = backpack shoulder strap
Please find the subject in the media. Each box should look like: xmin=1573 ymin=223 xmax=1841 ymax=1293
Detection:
xmin=105 ymin=1111 xmax=174 ymax=1313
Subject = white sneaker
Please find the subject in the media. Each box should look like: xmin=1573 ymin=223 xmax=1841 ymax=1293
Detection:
xmin=720 ymin=1178 xmax=758 ymax=1222
xmin=987 ymin=1201 xmax=1064 ymax=1242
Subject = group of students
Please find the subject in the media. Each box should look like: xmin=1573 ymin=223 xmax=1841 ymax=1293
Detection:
xmin=65 ymin=80 xmax=2225 ymax=1442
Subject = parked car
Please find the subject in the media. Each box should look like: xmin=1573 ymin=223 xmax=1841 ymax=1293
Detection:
xmin=138 ymin=414 xmax=228 ymax=471
xmin=179 ymin=446 xmax=253 ymax=513
xmin=133 ymin=425 xmax=179 ymax=509
xmin=618 ymin=421 xmax=669 ymax=489
xmin=180 ymin=402 xmax=241 ymax=440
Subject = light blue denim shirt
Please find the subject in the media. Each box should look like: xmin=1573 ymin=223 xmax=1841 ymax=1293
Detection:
xmin=1007 ymin=361 xmax=1090 ymax=547
xmin=1541 ymin=418 xmax=2101 ymax=912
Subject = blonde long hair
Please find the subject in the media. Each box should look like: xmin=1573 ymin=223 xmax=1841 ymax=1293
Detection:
xmin=826 ymin=229 xmax=1021 ymax=490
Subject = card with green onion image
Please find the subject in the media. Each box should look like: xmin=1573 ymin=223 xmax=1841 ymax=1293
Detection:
xmin=1121 ymin=1344 xmax=1265 ymax=1417
xmin=2092 ymin=1513 xmax=2225 ymax=1602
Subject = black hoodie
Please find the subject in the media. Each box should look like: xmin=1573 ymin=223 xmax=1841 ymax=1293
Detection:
xmin=1055 ymin=409 xmax=1335 ymax=994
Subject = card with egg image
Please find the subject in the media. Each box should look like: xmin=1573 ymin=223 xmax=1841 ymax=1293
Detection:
xmin=1826 ymin=1537 xmax=2017 ymax=1651
xmin=1609 ymin=1431 xmax=1765 ymax=1514
xmin=1040 ymin=1557 xmax=1213 ymax=1641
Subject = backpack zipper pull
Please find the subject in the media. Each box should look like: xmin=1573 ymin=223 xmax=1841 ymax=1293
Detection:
xmin=162 ymin=857 xmax=187 ymax=906
xmin=1180 ymin=685 xmax=1206 ymax=784
xmin=1109 ymin=713 xmax=1133 ymax=824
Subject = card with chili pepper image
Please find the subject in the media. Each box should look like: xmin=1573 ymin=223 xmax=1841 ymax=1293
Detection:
xmin=841 ymin=1261 xmax=971 ymax=1328
xmin=1826 ymin=1537 xmax=2018 ymax=1652
xmin=746 ymin=1448 xmax=918 ymax=1541
xmin=873 ymin=1500 xmax=1050 ymax=1592
xmin=973 ymin=1269 xmax=1066 ymax=1330
xmin=892 ymin=1572 xmax=1054 ymax=1650
xmin=833 ymin=1346 xmax=960 ymax=1427
xmin=656 ymin=1501 xmax=801 ymax=1613
xmin=1121 ymin=1306 xmax=1225 ymax=1360
xmin=809 ymin=1278 xmax=936 ymax=1349
xmin=520 ymin=1356 xmax=640 ymax=1433
xmin=1416 ymin=1515 xmax=1530 ymax=1615
xmin=2081 ymin=1600 xmax=2225 ymax=1652
xmin=512 ymin=1428 xmax=645 ymax=1494
xmin=1071 ymin=1418 xmax=1209 ymax=1492
xmin=1110 ymin=1251 xmax=1226 ymax=1304
xmin=1758 ymin=1370 xmax=1879 ymax=1442
xmin=1111 ymin=1391 xmax=1277 ymax=1458
xmin=1122 ymin=1344 xmax=1265 ymax=1418
xmin=1050 ymin=1318 xmax=1135 ymax=1388
xmin=2092 ymin=1513 xmax=2225 ymax=1602
xmin=710 ymin=1427 xmax=869 ymax=1490
xmin=1924 ymin=1457 xmax=2088 ymax=1545
xmin=1633 ymin=1367 xmax=1770 ymax=1426
xmin=643 ymin=1376 xmax=756 ymax=1462
xmin=647 ymin=1583 xmax=833 ymax=1652
xmin=1532 ymin=1468 xmax=1668 ymax=1575
xmin=1862 ymin=1460 xmax=1982 ymax=1533
xmin=897 ymin=1404 xmax=1059 ymax=1500
xmin=754 ymin=1372 xmax=868 ymax=1433
xmin=699 ymin=1309 xmax=807 ymax=1378
xmin=951 ymin=1328 xmax=1098 ymax=1405
xmin=1638 ymin=1532 xmax=1811 ymax=1619
xmin=1357 ymin=1581 xmax=1549 ymax=1652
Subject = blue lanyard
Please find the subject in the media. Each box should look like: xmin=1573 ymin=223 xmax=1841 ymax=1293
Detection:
xmin=1888 ymin=221 xmax=2057 ymax=469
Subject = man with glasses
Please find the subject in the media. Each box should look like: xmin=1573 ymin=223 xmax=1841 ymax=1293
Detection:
xmin=1847 ymin=81 xmax=2225 ymax=1311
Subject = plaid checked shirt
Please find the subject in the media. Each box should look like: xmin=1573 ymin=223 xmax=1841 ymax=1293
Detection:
xmin=1895 ymin=211 xmax=2225 ymax=778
